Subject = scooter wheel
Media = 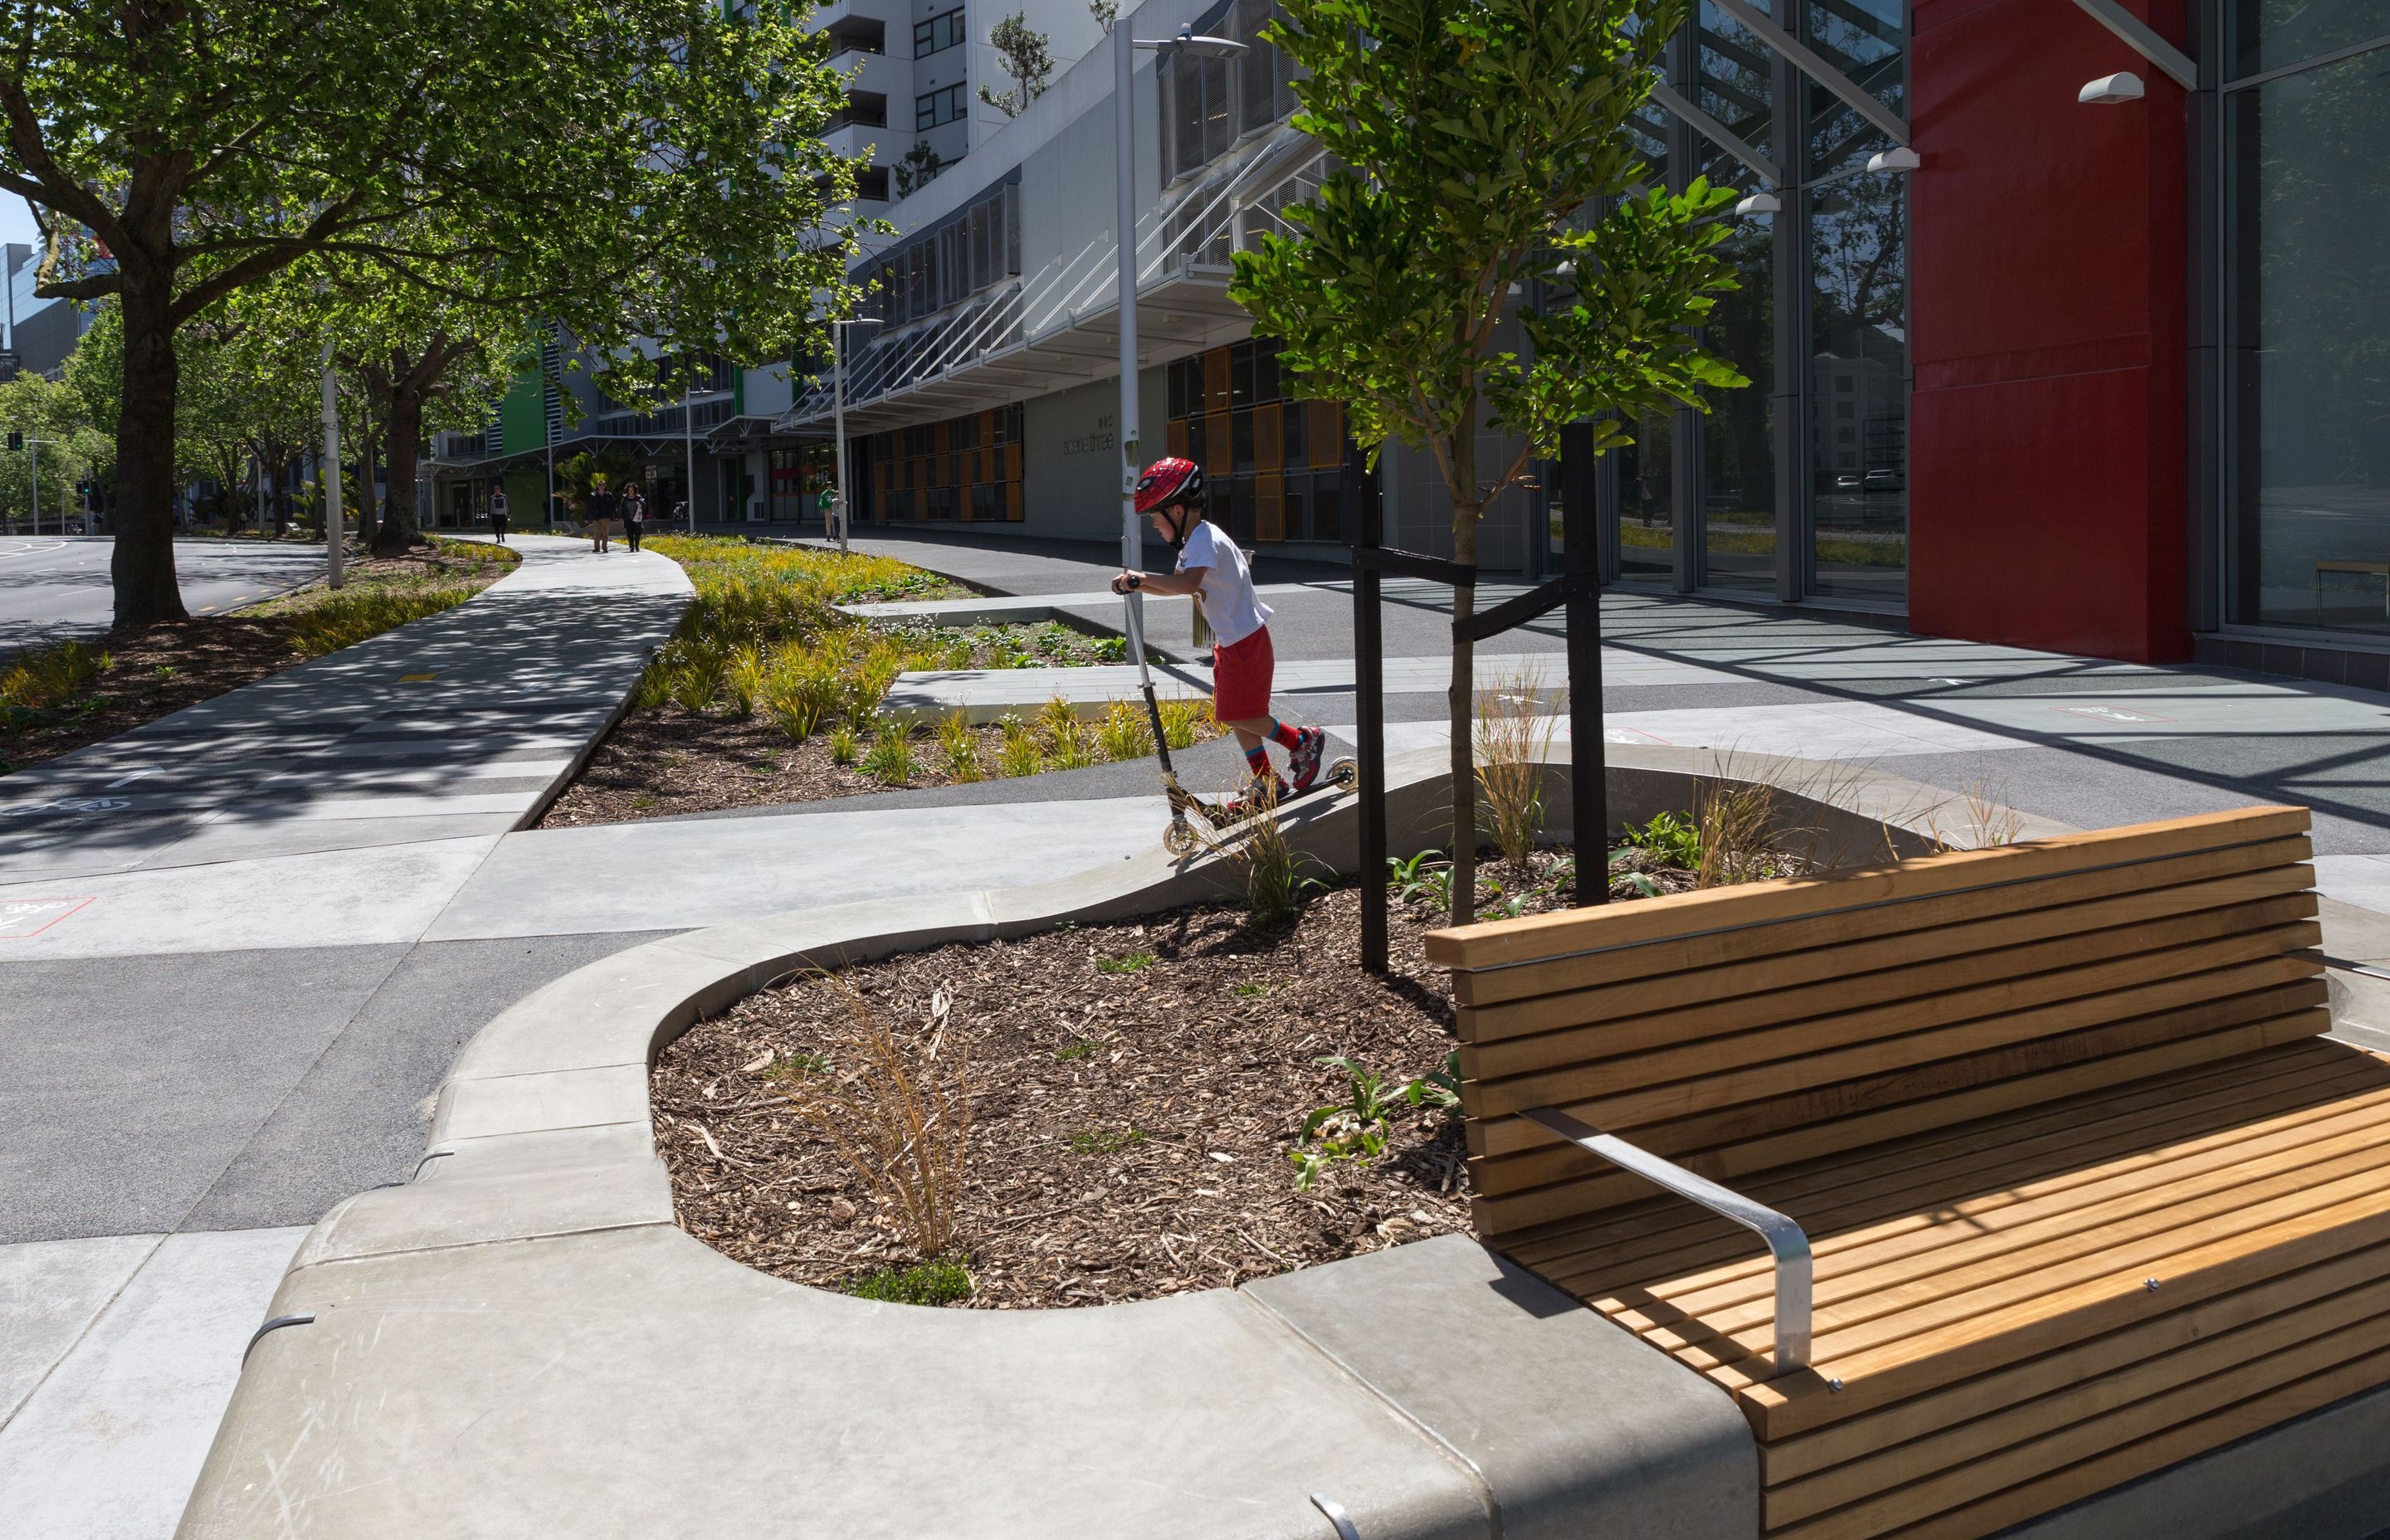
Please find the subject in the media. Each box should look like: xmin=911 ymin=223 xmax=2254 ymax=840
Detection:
xmin=1163 ymin=820 xmax=1200 ymax=857
xmin=1328 ymin=757 xmax=1360 ymax=790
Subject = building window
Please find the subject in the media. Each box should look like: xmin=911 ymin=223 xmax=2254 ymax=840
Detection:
xmin=916 ymin=82 xmax=966 ymax=131
xmin=914 ymin=7 xmax=965 ymax=57
xmin=2223 ymin=38 xmax=2390 ymax=633
xmin=1163 ymin=339 xmax=1342 ymax=544
xmin=854 ymin=167 xmax=890 ymax=202
xmin=863 ymin=404 xmax=1024 ymax=525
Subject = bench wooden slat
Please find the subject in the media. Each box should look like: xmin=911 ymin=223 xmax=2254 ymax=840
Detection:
xmin=1471 ymin=978 xmax=2327 ymax=1162
xmin=1454 ymin=835 xmax=2312 ymax=1007
xmin=1795 ymin=1343 xmax=2390 ymax=1540
xmin=1465 ymin=936 xmax=2321 ymax=1121
xmin=1604 ymin=1106 xmax=2390 ymax=1338
xmin=1471 ymin=1011 xmax=2332 ymax=1231
xmin=1460 ymin=886 xmax=2318 ymax=1060
xmin=1739 ymin=1187 xmax=2390 ymax=1438
xmin=1429 ymin=807 xmax=2310 ymax=974
xmin=1765 ymin=1274 xmax=2390 ymax=1528
xmin=1507 ymin=1048 xmax=2383 ymax=1281
xmin=1761 ymin=1240 xmax=2390 ymax=1486
xmin=1580 ymin=1084 xmax=2390 ymax=1318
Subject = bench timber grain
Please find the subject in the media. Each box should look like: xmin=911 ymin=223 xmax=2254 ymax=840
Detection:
xmin=1424 ymin=806 xmax=2390 ymax=1540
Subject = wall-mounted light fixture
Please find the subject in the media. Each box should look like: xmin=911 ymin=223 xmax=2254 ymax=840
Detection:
xmin=2078 ymin=71 xmax=2146 ymax=104
xmin=1735 ymin=192 xmax=1783 ymax=216
xmin=1864 ymin=147 xmax=1922 ymax=173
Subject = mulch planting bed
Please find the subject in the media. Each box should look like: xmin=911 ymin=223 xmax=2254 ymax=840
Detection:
xmin=539 ymin=620 xmax=1213 ymax=828
xmin=538 ymin=708 xmax=1037 ymax=825
xmin=0 ymin=543 xmax=507 ymax=777
xmin=652 ymin=853 xmax=1677 ymax=1309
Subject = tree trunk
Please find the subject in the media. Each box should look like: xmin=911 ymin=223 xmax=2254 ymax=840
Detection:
xmin=1447 ymin=428 xmax=1480 ymax=927
xmin=374 ymin=389 xmax=424 ymax=553
xmin=110 ymin=279 xmax=188 ymax=626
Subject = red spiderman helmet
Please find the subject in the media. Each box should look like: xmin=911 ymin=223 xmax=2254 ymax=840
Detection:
xmin=1133 ymin=456 xmax=1204 ymax=515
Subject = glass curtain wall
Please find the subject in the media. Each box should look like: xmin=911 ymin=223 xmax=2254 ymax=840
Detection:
xmin=1696 ymin=3 xmax=1777 ymax=591
xmin=2222 ymin=17 xmax=2390 ymax=633
xmin=1599 ymin=1 xmax=1910 ymax=610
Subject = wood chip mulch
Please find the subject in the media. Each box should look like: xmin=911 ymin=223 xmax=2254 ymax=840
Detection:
xmin=653 ymin=885 xmax=1496 ymax=1309
xmin=0 ymin=545 xmax=506 ymax=777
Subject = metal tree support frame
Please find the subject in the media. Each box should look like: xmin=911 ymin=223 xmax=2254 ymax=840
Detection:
xmin=1351 ymin=422 xmax=1610 ymax=975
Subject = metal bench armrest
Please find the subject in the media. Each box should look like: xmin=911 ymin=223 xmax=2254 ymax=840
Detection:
xmin=1521 ymin=1106 xmax=1813 ymax=1375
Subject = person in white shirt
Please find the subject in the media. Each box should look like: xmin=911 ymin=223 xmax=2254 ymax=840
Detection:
xmin=1111 ymin=456 xmax=1324 ymax=808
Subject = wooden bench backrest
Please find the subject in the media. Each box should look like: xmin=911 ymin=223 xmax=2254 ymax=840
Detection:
xmin=1424 ymin=807 xmax=2327 ymax=1239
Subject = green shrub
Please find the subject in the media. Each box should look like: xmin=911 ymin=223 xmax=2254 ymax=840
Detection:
xmin=289 ymin=582 xmax=477 ymax=658
xmin=722 ymin=646 xmax=767 ymax=718
xmin=829 ymin=723 xmax=861 ymax=765
xmin=1156 ymin=696 xmax=1207 ymax=751
xmin=0 ymin=639 xmax=112 ymax=713
xmin=1624 ymin=811 xmax=1702 ymax=870
xmin=841 ymin=1257 xmax=973 ymax=1306
xmin=1095 ymin=699 xmax=1152 ymax=761
xmin=863 ymin=720 xmax=918 ymax=785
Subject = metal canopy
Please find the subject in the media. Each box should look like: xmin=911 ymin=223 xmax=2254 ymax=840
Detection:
xmin=2066 ymin=0 xmax=2197 ymax=89
xmin=1706 ymin=0 xmax=1910 ymax=147
xmin=1650 ymin=81 xmax=1782 ymax=186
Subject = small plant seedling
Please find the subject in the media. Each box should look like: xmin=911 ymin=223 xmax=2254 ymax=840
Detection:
xmin=1289 ymin=1052 xmax=1461 ymax=1191
xmin=829 ymin=723 xmax=861 ymax=766
xmin=629 ymin=794 xmax=660 ymax=810
xmin=764 ymin=1053 xmax=832 ymax=1081
xmin=1231 ymin=981 xmax=1271 ymax=998
xmin=1093 ymin=636 xmax=1129 ymax=661
xmin=1067 ymin=1128 xmax=1147 ymax=1156
xmin=1095 ymin=950 xmax=1158 ymax=974
xmin=1619 ymin=870 xmax=1666 ymax=899
xmin=1053 ymin=1035 xmax=1104 ymax=1060
xmin=841 ymin=1258 xmax=973 ymax=1306
xmin=1625 ymin=811 xmax=1702 ymax=870
xmin=1388 ymin=849 xmax=1451 ymax=910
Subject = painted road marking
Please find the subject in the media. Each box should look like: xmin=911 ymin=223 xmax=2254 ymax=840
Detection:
xmin=399 ymin=673 xmax=438 ymax=682
xmin=2052 ymin=704 xmax=2177 ymax=724
xmin=0 ymin=895 xmax=95 ymax=937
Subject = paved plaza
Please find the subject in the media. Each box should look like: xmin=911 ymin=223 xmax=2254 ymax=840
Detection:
xmin=10 ymin=527 xmax=2390 ymax=1533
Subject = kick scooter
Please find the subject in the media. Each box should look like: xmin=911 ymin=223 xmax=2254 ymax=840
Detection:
xmin=1119 ymin=589 xmax=1355 ymax=857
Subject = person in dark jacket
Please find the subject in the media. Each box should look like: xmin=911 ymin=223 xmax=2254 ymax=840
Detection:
xmin=588 ymin=484 xmax=617 ymax=552
xmin=622 ymin=482 xmax=649 ymax=552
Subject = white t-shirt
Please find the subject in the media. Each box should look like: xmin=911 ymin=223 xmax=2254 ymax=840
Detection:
xmin=1174 ymin=520 xmax=1271 ymax=647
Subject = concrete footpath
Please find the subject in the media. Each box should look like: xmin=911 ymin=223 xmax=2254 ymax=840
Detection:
xmin=0 ymin=535 xmax=693 ymax=1538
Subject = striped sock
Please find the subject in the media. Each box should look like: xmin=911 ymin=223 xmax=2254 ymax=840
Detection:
xmin=1269 ymin=719 xmax=1303 ymax=750
xmin=1244 ymin=743 xmax=1271 ymax=777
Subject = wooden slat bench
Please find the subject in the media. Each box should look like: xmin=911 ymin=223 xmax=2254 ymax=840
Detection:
xmin=1425 ymin=807 xmax=2390 ymax=1540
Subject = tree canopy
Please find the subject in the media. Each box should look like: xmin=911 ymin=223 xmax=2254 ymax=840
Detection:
xmin=1229 ymin=0 xmax=1747 ymax=919
xmin=0 ymin=0 xmax=864 ymax=622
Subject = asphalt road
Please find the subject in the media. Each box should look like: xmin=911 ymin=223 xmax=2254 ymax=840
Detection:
xmin=0 ymin=536 xmax=327 ymax=654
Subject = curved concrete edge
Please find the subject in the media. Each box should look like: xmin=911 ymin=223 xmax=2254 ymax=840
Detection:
xmin=179 ymin=745 xmax=2036 ymax=1539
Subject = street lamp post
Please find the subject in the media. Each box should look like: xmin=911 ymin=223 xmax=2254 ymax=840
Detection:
xmin=831 ymin=316 xmax=883 ymax=555
xmin=320 ymin=341 xmax=344 ymax=589
xmin=683 ymin=364 xmax=698 ymax=534
xmin=1113 ymin=22 xmax=1244 ymax=621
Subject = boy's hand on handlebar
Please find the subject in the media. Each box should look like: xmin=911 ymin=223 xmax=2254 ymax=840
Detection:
xmin=1110 ymin=571 xmax=1144 ymax=596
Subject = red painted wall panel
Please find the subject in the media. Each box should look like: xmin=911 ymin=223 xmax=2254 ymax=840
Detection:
xmin=1907 ymin=0 xmax=2191 ymax=662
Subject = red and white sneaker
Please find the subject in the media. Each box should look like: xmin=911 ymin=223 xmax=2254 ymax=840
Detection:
xmin=1286 ymin=727 xmax=1326 ymax=792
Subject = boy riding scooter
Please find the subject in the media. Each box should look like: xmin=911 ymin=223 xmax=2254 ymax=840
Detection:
xmin=1110 ymin=457 xmax=1326 ymax=811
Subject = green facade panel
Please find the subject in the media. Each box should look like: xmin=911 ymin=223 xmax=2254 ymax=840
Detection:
xmin=499 ymin=369 xmax=547 ymax=456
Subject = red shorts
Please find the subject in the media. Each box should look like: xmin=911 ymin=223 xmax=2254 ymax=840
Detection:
xmin=1211 ymin=626 xmax=1275 ymax=721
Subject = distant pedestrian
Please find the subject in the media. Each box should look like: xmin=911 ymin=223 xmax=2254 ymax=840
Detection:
xmin=622 ymin=482 xmax=648 ymax=553
xmin=588 ymin=483 xmax=617 ymax=552
xmin=489 ymin=488 xmax=510 ymax=544
xmin=671 ymin=498 xmax=688 ymax=533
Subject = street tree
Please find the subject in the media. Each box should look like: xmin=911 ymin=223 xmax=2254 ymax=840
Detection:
xmin=0 ymin=368 xmax=107 ymax=530
xmin=980 ymin=12 xmax=1055 ymax=116
xmin=0 ymin=0 xmax=861 ymax=625
xmin=1228 ymin=0 xmax=1747 ymax=921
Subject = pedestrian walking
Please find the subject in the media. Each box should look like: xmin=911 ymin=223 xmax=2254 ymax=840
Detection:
xmin=588 ymin=483 xmax=617 ymax=553
xmin=671 ymin=498 xmax=688 ymax=533
xmin=489 ymin=488 xmax=510 ymax=544
xmin=622 ymin=482 xmax=648 ymax=553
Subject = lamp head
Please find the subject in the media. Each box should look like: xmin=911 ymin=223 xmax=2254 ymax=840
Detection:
xmin=2078 ymin=71 xmax=2146 ymax=105
xmin=1735 ymin=191 xmax=1783 ymax=216
xmin=1863 ymin=146 xmax=1922 ymax=173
